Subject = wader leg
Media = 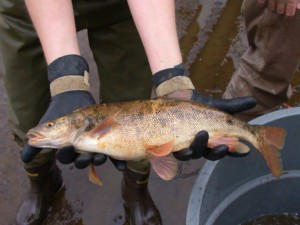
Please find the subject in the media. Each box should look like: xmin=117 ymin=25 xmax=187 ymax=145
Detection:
xmin=122 ymin=161 xmax=162 ymax=225
xmin=223 ymin=0 xmax=300 ymax=121
xmin=0 ymin=0 xmax=55 ymax=165
xmin=0 ymin=1 xmax=63 ymax=224
xmin=86 ymin=4 xmax=160 ymax=223
xmin=16 ymin=160 xmax=63 ymax=225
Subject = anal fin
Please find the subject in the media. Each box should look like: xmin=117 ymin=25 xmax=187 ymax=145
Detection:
xmin=149 ymin=154 xmax=178 ymax=181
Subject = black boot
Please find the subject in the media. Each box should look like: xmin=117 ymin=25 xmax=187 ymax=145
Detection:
xmin=16 ymin=160 xmax=63 ymax=225
xmin=122 ymin=168 xmax=162 ymax=225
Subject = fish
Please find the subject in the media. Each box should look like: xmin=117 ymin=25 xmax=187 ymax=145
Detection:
xmin=27 ymin=99 xmax=287 ymax=185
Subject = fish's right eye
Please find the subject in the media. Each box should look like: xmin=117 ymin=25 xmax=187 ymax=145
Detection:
xmin=46 ymin=122 xmax=54 ymax=128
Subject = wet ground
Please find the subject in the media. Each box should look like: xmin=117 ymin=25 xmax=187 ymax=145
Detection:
xmin=1 ymin=1 xmax=300 ymax=225
xmin=241 ymin=213 xmax=300 ymax=225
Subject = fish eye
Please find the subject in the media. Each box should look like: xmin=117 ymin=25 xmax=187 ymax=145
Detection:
xmin=46 ymin=122 xmax=54 ymax=128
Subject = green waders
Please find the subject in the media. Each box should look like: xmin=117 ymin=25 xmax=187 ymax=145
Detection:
xmin=223 ymin=0 xmax=300 ymax=121
xmin=0 ymin=0 xmax=161 ymax=224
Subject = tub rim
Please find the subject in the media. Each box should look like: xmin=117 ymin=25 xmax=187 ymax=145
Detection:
xmin=186 ymin=107 xmax=300 ymax=225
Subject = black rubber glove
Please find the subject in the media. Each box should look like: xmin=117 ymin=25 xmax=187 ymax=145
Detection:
xmin=21 ymin=55 xmax=126 ymax=171
xmin=152 ymin=65 xmax=256 ymax=161
xmin=173 ymin=89 xmax=255 ymax=161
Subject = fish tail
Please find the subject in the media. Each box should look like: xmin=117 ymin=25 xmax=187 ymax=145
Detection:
xmin=257 ymin=126 xmax=287 ymax=177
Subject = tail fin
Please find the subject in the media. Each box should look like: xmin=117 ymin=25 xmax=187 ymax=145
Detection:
xmin=258 ymin=126 xmax=287 ymax=177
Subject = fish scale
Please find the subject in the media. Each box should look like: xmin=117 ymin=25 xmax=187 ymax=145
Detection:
xmin=27 ymin=99 xmax=286 ymax=184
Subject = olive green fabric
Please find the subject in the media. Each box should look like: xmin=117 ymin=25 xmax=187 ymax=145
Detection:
xmin=0 ymin=0 xmax=152 ymax=169
xmin=223 ymin=0 xmax=300 ymax=121
xmin=0 ymin=0 xmax=50 ymax=144
xmin=127 ymin=159 xmax=151 ymax=174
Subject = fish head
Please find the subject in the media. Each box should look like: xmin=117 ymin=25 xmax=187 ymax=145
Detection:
xmin=27 ymin=113 xmax=87 ymax=149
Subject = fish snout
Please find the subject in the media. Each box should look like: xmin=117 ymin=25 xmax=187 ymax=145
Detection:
xmin=27 ymin=130 xmax=46 ymax=143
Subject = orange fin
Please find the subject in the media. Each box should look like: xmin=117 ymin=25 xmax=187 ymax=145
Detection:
xmin=208 ymin=137 xmax=250 ymax=154
xmin=88 ymin=116 xmax=116 ymax=139
xmin=234 ymin=142 xmax=250 ymax=154
xmin=89 ymin=163 xmax=103 ymax=186
xmin=149 ymin=154 xmax=178 ymax=180
xmin=146 ymin=140 xmax=174 ymax=157
xmin=258 ymin=126 xmax=286 ymax=177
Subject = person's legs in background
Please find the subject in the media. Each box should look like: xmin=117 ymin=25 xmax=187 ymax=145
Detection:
xmin=0 ymin=1 xmax=62 ymax=224
xmin=223 ymin=0 xmax=300 ymax=121
xmin=85 ymin=1 xmax=161 ymax=224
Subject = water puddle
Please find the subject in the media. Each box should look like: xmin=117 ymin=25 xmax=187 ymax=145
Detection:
xmin=241 ymin=213 xmax=300 ymax=225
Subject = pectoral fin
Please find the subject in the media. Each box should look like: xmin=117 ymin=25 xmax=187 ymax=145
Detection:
xmin=89 ymin=163 xmax=103 ymax=186
xmin=146 ymin=140 xmax=174 ymax=157
xmin=88 ymin=116 xmax=116 ymax=139
xmin=149 ymin=154 xmax=178 ymax=181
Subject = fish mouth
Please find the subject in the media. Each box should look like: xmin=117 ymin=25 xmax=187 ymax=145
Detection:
xmin=27 ymin=131 xmax=46 ymax=143
xmin=27 ymin=130 xmax=65 ymax=149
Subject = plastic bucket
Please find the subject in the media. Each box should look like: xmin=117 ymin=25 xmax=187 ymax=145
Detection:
xmin=186 ymin=107 xmax=300 ymax=225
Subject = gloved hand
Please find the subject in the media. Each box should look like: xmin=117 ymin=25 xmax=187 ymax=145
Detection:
xmin=258 ymin=0 xmax=300 ymax=17
xmin=152 ymin=64 xmax=256 ymax=161
xmin=21 ymin=55 xmax=126 ymax=171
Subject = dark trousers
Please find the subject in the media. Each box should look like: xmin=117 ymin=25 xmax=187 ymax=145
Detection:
xmin=224 ymin=0 xmax=300 ymax=121
xmin=0 ymin=0 xmax=152 ymax=170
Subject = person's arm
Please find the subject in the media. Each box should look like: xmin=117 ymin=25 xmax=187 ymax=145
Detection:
xmin=23 ymin=0 xmax=126 ymax=170
xmin=127 ymin=1 xmax=256 ymax=161
xmin=127 ymin=0 xmax=182 ymax=74
xmin=25 ymin=0 xmax=79 ymax=63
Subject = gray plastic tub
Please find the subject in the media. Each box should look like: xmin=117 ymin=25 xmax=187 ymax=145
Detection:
xmin=186 ymin=107 xmax=300 ymax=225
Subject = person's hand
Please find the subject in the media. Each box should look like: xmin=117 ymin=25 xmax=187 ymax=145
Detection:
xmin=22 ymin=55 xmax=126 ymax=170
xmin=55 ymin=146 xmax=127 ymax=171
xmin=258 ymin=0 xmax=300 ymax=17
xmin=152 ymin=64 xmax=256 ymax=161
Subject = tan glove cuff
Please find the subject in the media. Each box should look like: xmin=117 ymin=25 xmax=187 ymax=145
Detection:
xmin=49 ymin=71 xmax=90 ymax=97
xmin=155 ymin=76 xmax=195 ymax=97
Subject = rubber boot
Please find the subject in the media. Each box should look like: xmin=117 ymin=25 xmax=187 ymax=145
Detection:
xmin=122 ymin=168 xmax=162 ymax=225
xmin=16 ymin=160 xmax=63 ymax=225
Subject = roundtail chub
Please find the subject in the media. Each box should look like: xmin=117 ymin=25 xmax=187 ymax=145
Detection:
xmin=27 ymin=99 xmax=287 ymax=185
